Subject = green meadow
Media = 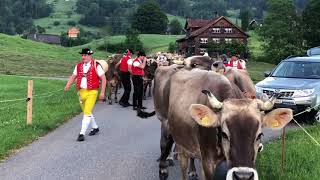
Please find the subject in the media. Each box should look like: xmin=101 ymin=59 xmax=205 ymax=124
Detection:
xmin=0 ymin=75 xmax=80 ymax=160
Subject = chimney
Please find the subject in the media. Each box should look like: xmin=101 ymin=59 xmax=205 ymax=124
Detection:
xmin=214 ymin=11 xmax=218 ymax=18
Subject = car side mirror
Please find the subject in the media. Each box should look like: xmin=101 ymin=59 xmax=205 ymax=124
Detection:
xmin=264 ymin=71 xmax=271 ymax=77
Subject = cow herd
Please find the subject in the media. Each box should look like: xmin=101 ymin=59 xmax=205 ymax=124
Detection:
xmin=104 ymin=54 xmax=292 ymax=180
xmin=137 ymin=55 xmax=293 ymax=180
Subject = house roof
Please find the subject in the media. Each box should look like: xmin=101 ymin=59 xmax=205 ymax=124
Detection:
xmin=177 ymin=16 xmax=249 ymax=42
xmin=185 ymin=19 xmax=211 ymax=29
xmin=27 ymin=34 xmax=61 ymax=44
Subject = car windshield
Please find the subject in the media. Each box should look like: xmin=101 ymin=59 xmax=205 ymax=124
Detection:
xmin=271 ymin=61 xmax=320 ymax=79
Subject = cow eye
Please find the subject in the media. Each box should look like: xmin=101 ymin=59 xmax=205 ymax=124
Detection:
xmin=256 ymin=133 xmax=264 ymax=141
xmin=192 ymin=63 xmax=197 ymax=67
xmin=221 ymin=132 xmax=229 ymax=141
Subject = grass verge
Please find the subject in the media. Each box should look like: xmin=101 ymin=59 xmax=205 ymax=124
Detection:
xmin=256 ymin=124 xmax=320 ymax=180
xmin=0 ymin=75 xmax=80 ymax=160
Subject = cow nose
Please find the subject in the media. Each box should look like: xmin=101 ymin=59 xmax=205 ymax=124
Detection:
xmin=233 ymin=171 xmax=254 ymax=180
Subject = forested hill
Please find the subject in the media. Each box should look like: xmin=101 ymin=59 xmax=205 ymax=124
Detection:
xmin=0 ymin=0 xmax=310 ymax=36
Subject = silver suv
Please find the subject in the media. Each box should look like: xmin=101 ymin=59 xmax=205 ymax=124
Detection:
xmin=255 ymin=56 xmax=320 ymax=123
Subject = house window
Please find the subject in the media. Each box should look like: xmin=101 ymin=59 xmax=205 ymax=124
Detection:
xmin=225 ymin=38 xmax=232 ymax=43
xmin=212 ymin=28 xmax=220 ymax=33
xmin=200 ymin=38 xmax=208 ymax=44
xmin=224 ymin=28 xmax=232 ymax=33
xmin=199 ymin=48 xmax=207 ymax=54
xmin=212 ymin=38 xmax=220 ymax=43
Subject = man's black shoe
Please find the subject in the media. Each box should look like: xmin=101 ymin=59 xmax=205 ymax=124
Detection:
xmin=77 ymin=134 xmax=85 ymax=141
xmin=119 ymin=101 xmax=129 ymax=107
xmin=139 ymin=106 xmax=147 ymax=110
xmin=88 ymin=128 xmax=99 ymax=136
xmin=126 ymin=102 xmax=133 ymax=106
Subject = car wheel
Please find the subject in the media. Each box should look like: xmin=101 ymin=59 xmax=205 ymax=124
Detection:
xmin=305 ymin=109 xmax=319 ymax=124
xmin=315 ymin=109 xmax=320 ymax=123
xmin=295 ymin=109 xmax=317 ymax=124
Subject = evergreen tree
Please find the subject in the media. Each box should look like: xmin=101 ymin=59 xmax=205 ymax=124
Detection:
xmin=258 ymin=0 xmax=304 ymax=63
xmin=169 ymin=19 xmax=182 ymax=35
xmin=124 ymin=28 xmax=143 ymax=52
xmin=132 ymin=0 xmax=168 ymax=34
xmin=302 ymin=0 xmax=320 ymax=48
xmin=240 ymin=9 xmax=250 ymax=31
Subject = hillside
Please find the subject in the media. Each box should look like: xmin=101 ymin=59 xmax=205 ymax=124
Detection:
xmin=0 ymin=33 xmax=182 ymax=77
xmin=34 ymin=0 xmax=101 ymax=35
xmin=79 ymin=34 xmax=183 ymax=54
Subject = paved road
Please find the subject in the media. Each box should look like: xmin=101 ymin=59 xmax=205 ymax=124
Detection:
xmin=0 ymin=93 xmax=289 ymax=180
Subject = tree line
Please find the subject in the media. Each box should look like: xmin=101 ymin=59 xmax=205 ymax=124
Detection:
xmin=257 ymin=0 xmax=319 ymax=64
xmin=0 ymin=0 xmax=53 ymax=35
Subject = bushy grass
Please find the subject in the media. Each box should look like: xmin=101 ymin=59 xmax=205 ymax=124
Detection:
xmin=0 ymin=75 xmax=80 ymax=160
xmin=256 ymin=124 xmax=320 ymax=180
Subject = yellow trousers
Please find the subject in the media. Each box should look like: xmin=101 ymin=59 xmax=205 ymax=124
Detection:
xmin=78 ymin=89 xmax=98 ymax=115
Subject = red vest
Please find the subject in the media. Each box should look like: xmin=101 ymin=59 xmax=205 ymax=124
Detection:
xmin=76 ymin=60 xmax=100 ymax=90
xmin=131 ymin=58 xmax=144 ymax=76
xmin=119 ymin=55 xmax=131 ymax=72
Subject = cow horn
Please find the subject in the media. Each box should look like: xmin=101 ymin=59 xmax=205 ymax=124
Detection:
xmin=256 ymin=93 xmax=281 ymax=111
xmin=202 ymin=90 xmax=223 ymax=109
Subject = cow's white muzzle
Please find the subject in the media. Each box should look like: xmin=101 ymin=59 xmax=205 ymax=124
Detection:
xmin=226 ymin=167 xmax=258 ymax=180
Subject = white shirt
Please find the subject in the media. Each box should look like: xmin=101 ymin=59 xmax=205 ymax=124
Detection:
xmin=73 ymin=62 xmax=105 ymax=89
xmin=127 ymin=59 xmax=133 ymax=65
xmin=133 ymin=60 xmax=141 ymax=67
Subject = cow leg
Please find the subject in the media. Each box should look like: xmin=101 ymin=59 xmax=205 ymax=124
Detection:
xmin=114 ymin=83 xmax=118 ymax=103
xmin=107 ymin=81 xmax=112 ymax=104
xmin=178 ymin=151 xmax=189 ymax=180
xmin=159 ymin=123 xmax=174 ymax=180
xmin=187 ymin=158 xmax=198 ymax=180
xmin=148 ymin=81 xmax=152 ymax=97
xmin=201 ymin=159 xmax=215 ymax=180
xmin=143 ymin=81 xmax=147 ymax=100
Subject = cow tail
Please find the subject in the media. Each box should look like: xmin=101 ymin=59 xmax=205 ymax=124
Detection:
xmin=137 ymin=109 xmax=156 ymax=118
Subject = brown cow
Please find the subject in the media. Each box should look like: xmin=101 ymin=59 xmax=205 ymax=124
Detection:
xmin=106 ymin=54 xmax=122 ymax=104
xmin=211 ymin=61 xmax=256 ymax=99
xmin=159 ymin=70 xmax=292 ymax=180
xmin=143 ymin=58 xmax=158 ymax=100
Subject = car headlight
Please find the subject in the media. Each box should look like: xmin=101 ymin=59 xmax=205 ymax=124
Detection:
xmin=255 ymin=86 xmax=263 ymax=94
xmin=292 ymin=89 xmax=315 ymax=97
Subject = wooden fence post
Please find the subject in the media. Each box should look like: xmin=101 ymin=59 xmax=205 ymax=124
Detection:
xmin=27 ymin=80 xmax=33 ymax=125
xmin=281 ymin=127 xmax=286 ymax=174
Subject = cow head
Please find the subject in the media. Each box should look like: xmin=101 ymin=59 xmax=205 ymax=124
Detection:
xmin=184 ymin=56 xmax=213 ymax=70
xmin=189 ymin=90 xmax=292 ymax=180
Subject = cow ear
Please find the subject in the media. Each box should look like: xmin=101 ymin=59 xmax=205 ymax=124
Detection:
xmin=263 ymin=108 xmax=293 ymax=129
xmin=189 ymin=104 xmax=220 ymax=127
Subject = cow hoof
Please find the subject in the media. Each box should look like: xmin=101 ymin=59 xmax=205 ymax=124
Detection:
xmin=143 ymin=97 xmax=147 ymax=100
xmin=109 ymin=101 xmax=112 ymax=105
xmin=188 ymin=172 xmax=198 ymax=180
xmin=159 ymin=169 xmax=168 ymax=180
xmin=115 ymin=100 xmax=118 ymax=103
xmin=167 ymin=159 xmax=174 ymax=166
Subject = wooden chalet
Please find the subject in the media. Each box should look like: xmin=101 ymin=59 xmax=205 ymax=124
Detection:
xmin=177 ymin=16 xmax=249 ymax=56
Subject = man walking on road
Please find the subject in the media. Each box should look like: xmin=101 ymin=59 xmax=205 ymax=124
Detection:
xmin=116 ymin=49 xmax=133 ymax=107
xmin=64 ymin=48 xmax=107 ymax=142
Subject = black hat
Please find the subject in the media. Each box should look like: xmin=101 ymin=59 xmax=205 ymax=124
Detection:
xmin=79 ymin=48 xmax=94 ymax=55
xmin=137 ymin=51 xmax=146 ymax=57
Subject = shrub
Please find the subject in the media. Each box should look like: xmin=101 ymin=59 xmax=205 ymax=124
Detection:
xmin=53 ymin=21 xmax=60 ymax=26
